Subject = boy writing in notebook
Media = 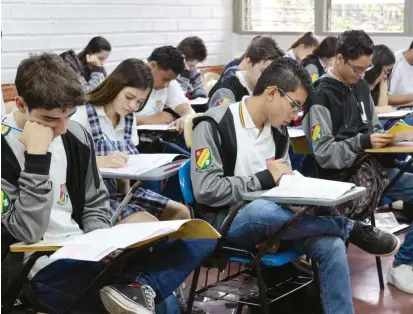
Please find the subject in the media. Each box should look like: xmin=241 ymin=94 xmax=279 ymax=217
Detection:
xmin=1 ymin=53 xmax=215 ymax=314
xmin=135 ymin=46 xmax=195 ymax=133
xmin=303 ymin=30 xmax=413 ymax=295
xmin=191 ymin=57 xmax=401 ymax=314
xmin=176 ymin=36 xmax=208 ymax=99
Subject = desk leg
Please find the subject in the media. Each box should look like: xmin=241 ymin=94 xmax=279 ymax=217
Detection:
xmin=371 ymin=213 xmax=385 ymax=290
xmin=110 ymin=180 xmax=143 ymax=225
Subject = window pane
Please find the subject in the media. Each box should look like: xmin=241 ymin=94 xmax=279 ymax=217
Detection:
xmin=243 ymin=0 xmax=315 ymax=32
xmin=327 ymin=0 xmax=405 ymax=33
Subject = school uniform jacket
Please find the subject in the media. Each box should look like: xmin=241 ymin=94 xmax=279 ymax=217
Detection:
xmin=301 ymin=56 xmax=326 ymax=83
xmin=1 ymin=120 xmax=111 ymax=251
xmin=208 ymin=74 xmax=249 ymax=109
xmin=302 ymin=72 xmax=383 ymax=171
xmin=191 ymin=103 xmax=289 ymax=228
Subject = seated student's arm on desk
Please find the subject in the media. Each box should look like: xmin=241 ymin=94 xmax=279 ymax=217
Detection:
xmin=135 ymin=112 xmax=174 ymax=125
xmin=191 ymin=121 xmax=276 ymax=208
xmin=388 ymin=94 xmax=413 ymax=107
xmin=208 ymin=88 xmax=236 ymax=108
xmin=80 ymin=67 xmax=105 ymax=93
xmin=81 ymin=132 xmax=112 ymax=232
xmin=190 ymin=69 xmax=208 ymax=98
xmin=305 ymin=104 xmax=371 ymax=169
xmin=1 ymin=156 xmax=53 ymax=243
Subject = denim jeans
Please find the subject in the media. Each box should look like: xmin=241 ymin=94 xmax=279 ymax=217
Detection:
xmin=386 ymin=169 xmax=413 ymax=202
xmin=31 ymin=239 xmax=216 ymax=314
xmin=225 ymin=199 xmax=355 ymax=314
xmin=395 ymin=225 xmax=413 ymax=265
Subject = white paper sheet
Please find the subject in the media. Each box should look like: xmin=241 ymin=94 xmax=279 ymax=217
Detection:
xmin=136 ymin=124 xmax=177 ymax=131
xmin=189 ymin=97 xmax=209 ymax=105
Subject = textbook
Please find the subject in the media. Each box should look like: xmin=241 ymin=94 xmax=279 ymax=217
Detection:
xmin=11 ymin=219 xmax=220 ymax=262
xmin=136 ymin=124 xmax=177 ymax=131
xmin=262 ymin=171 xmax=356 ymax=200
xmin=99 ymin=153 xmax=184 ymax=177
xmin=386 ymin=122 xmax=413 ymax=142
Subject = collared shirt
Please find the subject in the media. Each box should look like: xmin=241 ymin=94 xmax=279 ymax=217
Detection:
xmin=230 ymin=97 xmax=275 ymax=177
xmin=235 ymin=71 xmax=253 ymax=95
xmin=71 ymin=105 xmax=139 ymax=146
xmin=389 ymin=50 xmax=413 ymax=96
xmin=135 ymin=79 xmax=189 ymax=117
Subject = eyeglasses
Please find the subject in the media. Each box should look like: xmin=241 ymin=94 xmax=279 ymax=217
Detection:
xmin=278 ymin=88 xmax=303 ymax=112
xmin=347 ymin=61 xmax=374 ymax=75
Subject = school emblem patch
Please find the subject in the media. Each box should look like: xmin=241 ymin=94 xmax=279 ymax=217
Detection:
xmin=155 ymin=100 xmax=164 ymax=112
xmin=312 ymin=124 xmax=322 ymax=143
xmin=57 ymin=183 xmax=69 ymax=205
xmin=217 ymin=98 xmax=229 ymax=106
xmin=311 ymin=73 xmax=319 ymax=83
xmin=195 ymin=147 xmax=212 ymax=171
xmin=1 ymin=190 xmax=10 ymax=214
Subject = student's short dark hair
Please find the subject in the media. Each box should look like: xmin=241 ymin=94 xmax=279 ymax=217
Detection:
xmin=290 ymin=32 xmax=319 ymax=49
xmin=177 ymin=36 xmax=207 ymax=62
xmin=410 ymin=40 xmax=413 ymax=50
xmin=15 ymin=53 xmax=86 ymax=112
xmin=253 ymin=57 xmax=312 ymax=96
xmin=148 ymin=46 xmax=185 ymax=76
xmin=244 ymin=36 xmax=285 ymax=65
xmin=336 ymin=30 xmax=374 ymax=61
xmin=88 ymin=58 xmax=153 ymax=107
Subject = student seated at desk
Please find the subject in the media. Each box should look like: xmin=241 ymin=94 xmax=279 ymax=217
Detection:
xmin=303 ymin=30 xmax=413 ymax=211
xmin=388 ymin=40 xmax=413 ymax=107
xmin=285 ymin=32 xmax=319 ymax=62
xmin=176 ymin=36 xmax=208 ymax=99
xmin=135 ymin=46 xmax=195 ymax=134
xmin=71 ymin=58 xmax=190 ymax=223
xmin=301 ymin=36 xmax=337 ymax=82
xmin=191 ymin=58 xmax=401 ymax=314
xmin=1 ymin=53 xmax=215 ymax=314
xmin=208 ymin=36 xmax=284 ymax=108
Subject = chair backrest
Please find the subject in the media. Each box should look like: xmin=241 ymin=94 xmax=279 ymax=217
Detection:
xmin=183 ymin=113 xmax=204 ymax=149
xmin=178 ymin=159 xmax=195 ymax=205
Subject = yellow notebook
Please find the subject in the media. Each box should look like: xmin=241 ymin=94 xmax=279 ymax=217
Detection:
xmin=386 ymin=122 xmax=413 ymax=142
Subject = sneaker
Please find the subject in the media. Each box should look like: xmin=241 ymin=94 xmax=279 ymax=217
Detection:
xmin=387 ymin=264 xmax=413 ymax=294
xmin=348 ymin=221 xmax=401 ymax=257
xmin=100 ymin=283 xmax=156 ymax=314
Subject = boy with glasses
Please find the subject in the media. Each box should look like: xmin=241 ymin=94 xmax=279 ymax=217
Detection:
xmin=191 ymin=58 xmax=401 ymax=314
xmin=303 ymin=30 xmax=413 ymax=295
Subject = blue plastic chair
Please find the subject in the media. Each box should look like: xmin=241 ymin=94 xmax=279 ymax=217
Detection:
xmin=178 ymin=159 xmax=307 ymax=314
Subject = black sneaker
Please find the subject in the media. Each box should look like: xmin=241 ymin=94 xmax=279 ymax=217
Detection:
xmin=349 ymin=221 xmax=401 ymax=257
xmin=100 ymin=283 xmax=156 ymax=314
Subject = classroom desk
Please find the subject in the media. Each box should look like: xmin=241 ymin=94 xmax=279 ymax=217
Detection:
xmin=377 ymin=110 xmax=413 ymax=120
xmin=241 ymin=187 xmax=366 ymax=206
xmin=365 ymin=142 xmax=413 ymax=154
xmin=100 ymin=159 xmax=185 ymax=181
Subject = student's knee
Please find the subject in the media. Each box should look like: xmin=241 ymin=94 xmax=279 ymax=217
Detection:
xmin=160 ymin=201 xmax=191 ymax=220
xmin=117 ymin=211 xmax=159 ymax=224
xmin=237 ymin=199 xmax=292 ymax=224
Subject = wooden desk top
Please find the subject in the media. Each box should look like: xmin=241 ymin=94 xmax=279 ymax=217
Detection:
xmin=365 ymin=142 xmax=413 ymax=153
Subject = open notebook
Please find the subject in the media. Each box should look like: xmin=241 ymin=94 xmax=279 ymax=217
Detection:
xmin=262 ymin=171 xmax=355 ymax=200
xmin=11 ymin=219 xmax=220 ymax=262
xmin=387 ymin=122 xmax=413 ymax=142
xmin=136 ymin=124 xmax=177 ymax=131
xmin=99 ymin=154 xmax=184 ymax=176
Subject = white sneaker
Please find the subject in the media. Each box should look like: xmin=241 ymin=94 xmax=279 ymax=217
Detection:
xmin=387 ymin=264 xmax=413 ymax=294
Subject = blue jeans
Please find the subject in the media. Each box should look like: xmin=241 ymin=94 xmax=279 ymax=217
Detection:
xmin=225 ymin=200 xmax=355 ymax=314
xmin=386 ymin=168 xmax=413 ymax=202
xmin=395 ymin=225 xmax=413 ymax=265
xmin=32 ymin=239 xmax=216 ymax=314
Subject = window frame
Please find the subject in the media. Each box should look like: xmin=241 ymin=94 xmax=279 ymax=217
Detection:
xmin=233 ymin=0 xmax=413 ymax=36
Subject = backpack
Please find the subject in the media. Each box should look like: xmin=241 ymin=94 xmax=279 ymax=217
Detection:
xmin=321 ymin=156 xmax=389 ymax=221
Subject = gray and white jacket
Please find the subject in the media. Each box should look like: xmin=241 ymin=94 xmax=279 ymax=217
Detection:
xmin=177 ymin=68 xmax=207 ymax=98
xmin=1 ymin=121 xmax=111 ymax=244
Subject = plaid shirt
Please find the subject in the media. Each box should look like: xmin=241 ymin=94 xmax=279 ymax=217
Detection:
xmin=86 ymin=104 xmax=139 ymax=156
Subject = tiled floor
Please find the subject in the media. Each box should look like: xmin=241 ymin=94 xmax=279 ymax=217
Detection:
xmin=186 ymin=233 xmax=412 ymax=314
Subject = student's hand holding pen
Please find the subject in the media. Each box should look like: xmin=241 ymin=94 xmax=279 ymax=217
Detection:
xmin=267 ymin=159 xmax=294 ymax=183
xmin=97 ymin=151 xmax=129 ymax=168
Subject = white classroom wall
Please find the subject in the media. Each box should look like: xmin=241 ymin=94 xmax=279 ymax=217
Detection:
xmin=1 ymin=0 xmax=412 ymax=84
xmin=1 ymin=0 xmax=233 ymax=83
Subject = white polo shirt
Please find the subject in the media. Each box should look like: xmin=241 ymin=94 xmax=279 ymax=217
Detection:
xmin=235 ymin=71 xmax=253 ymax=95
xmin=136 ymin=79 xmax=188 ymax=117
xmin=71 ymin=105 xmax=139 ymax=146
xmin=230 ymin=97 xmax=276 ymax=177
xmin=389 ymin=51 xmax=413 ymax=96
